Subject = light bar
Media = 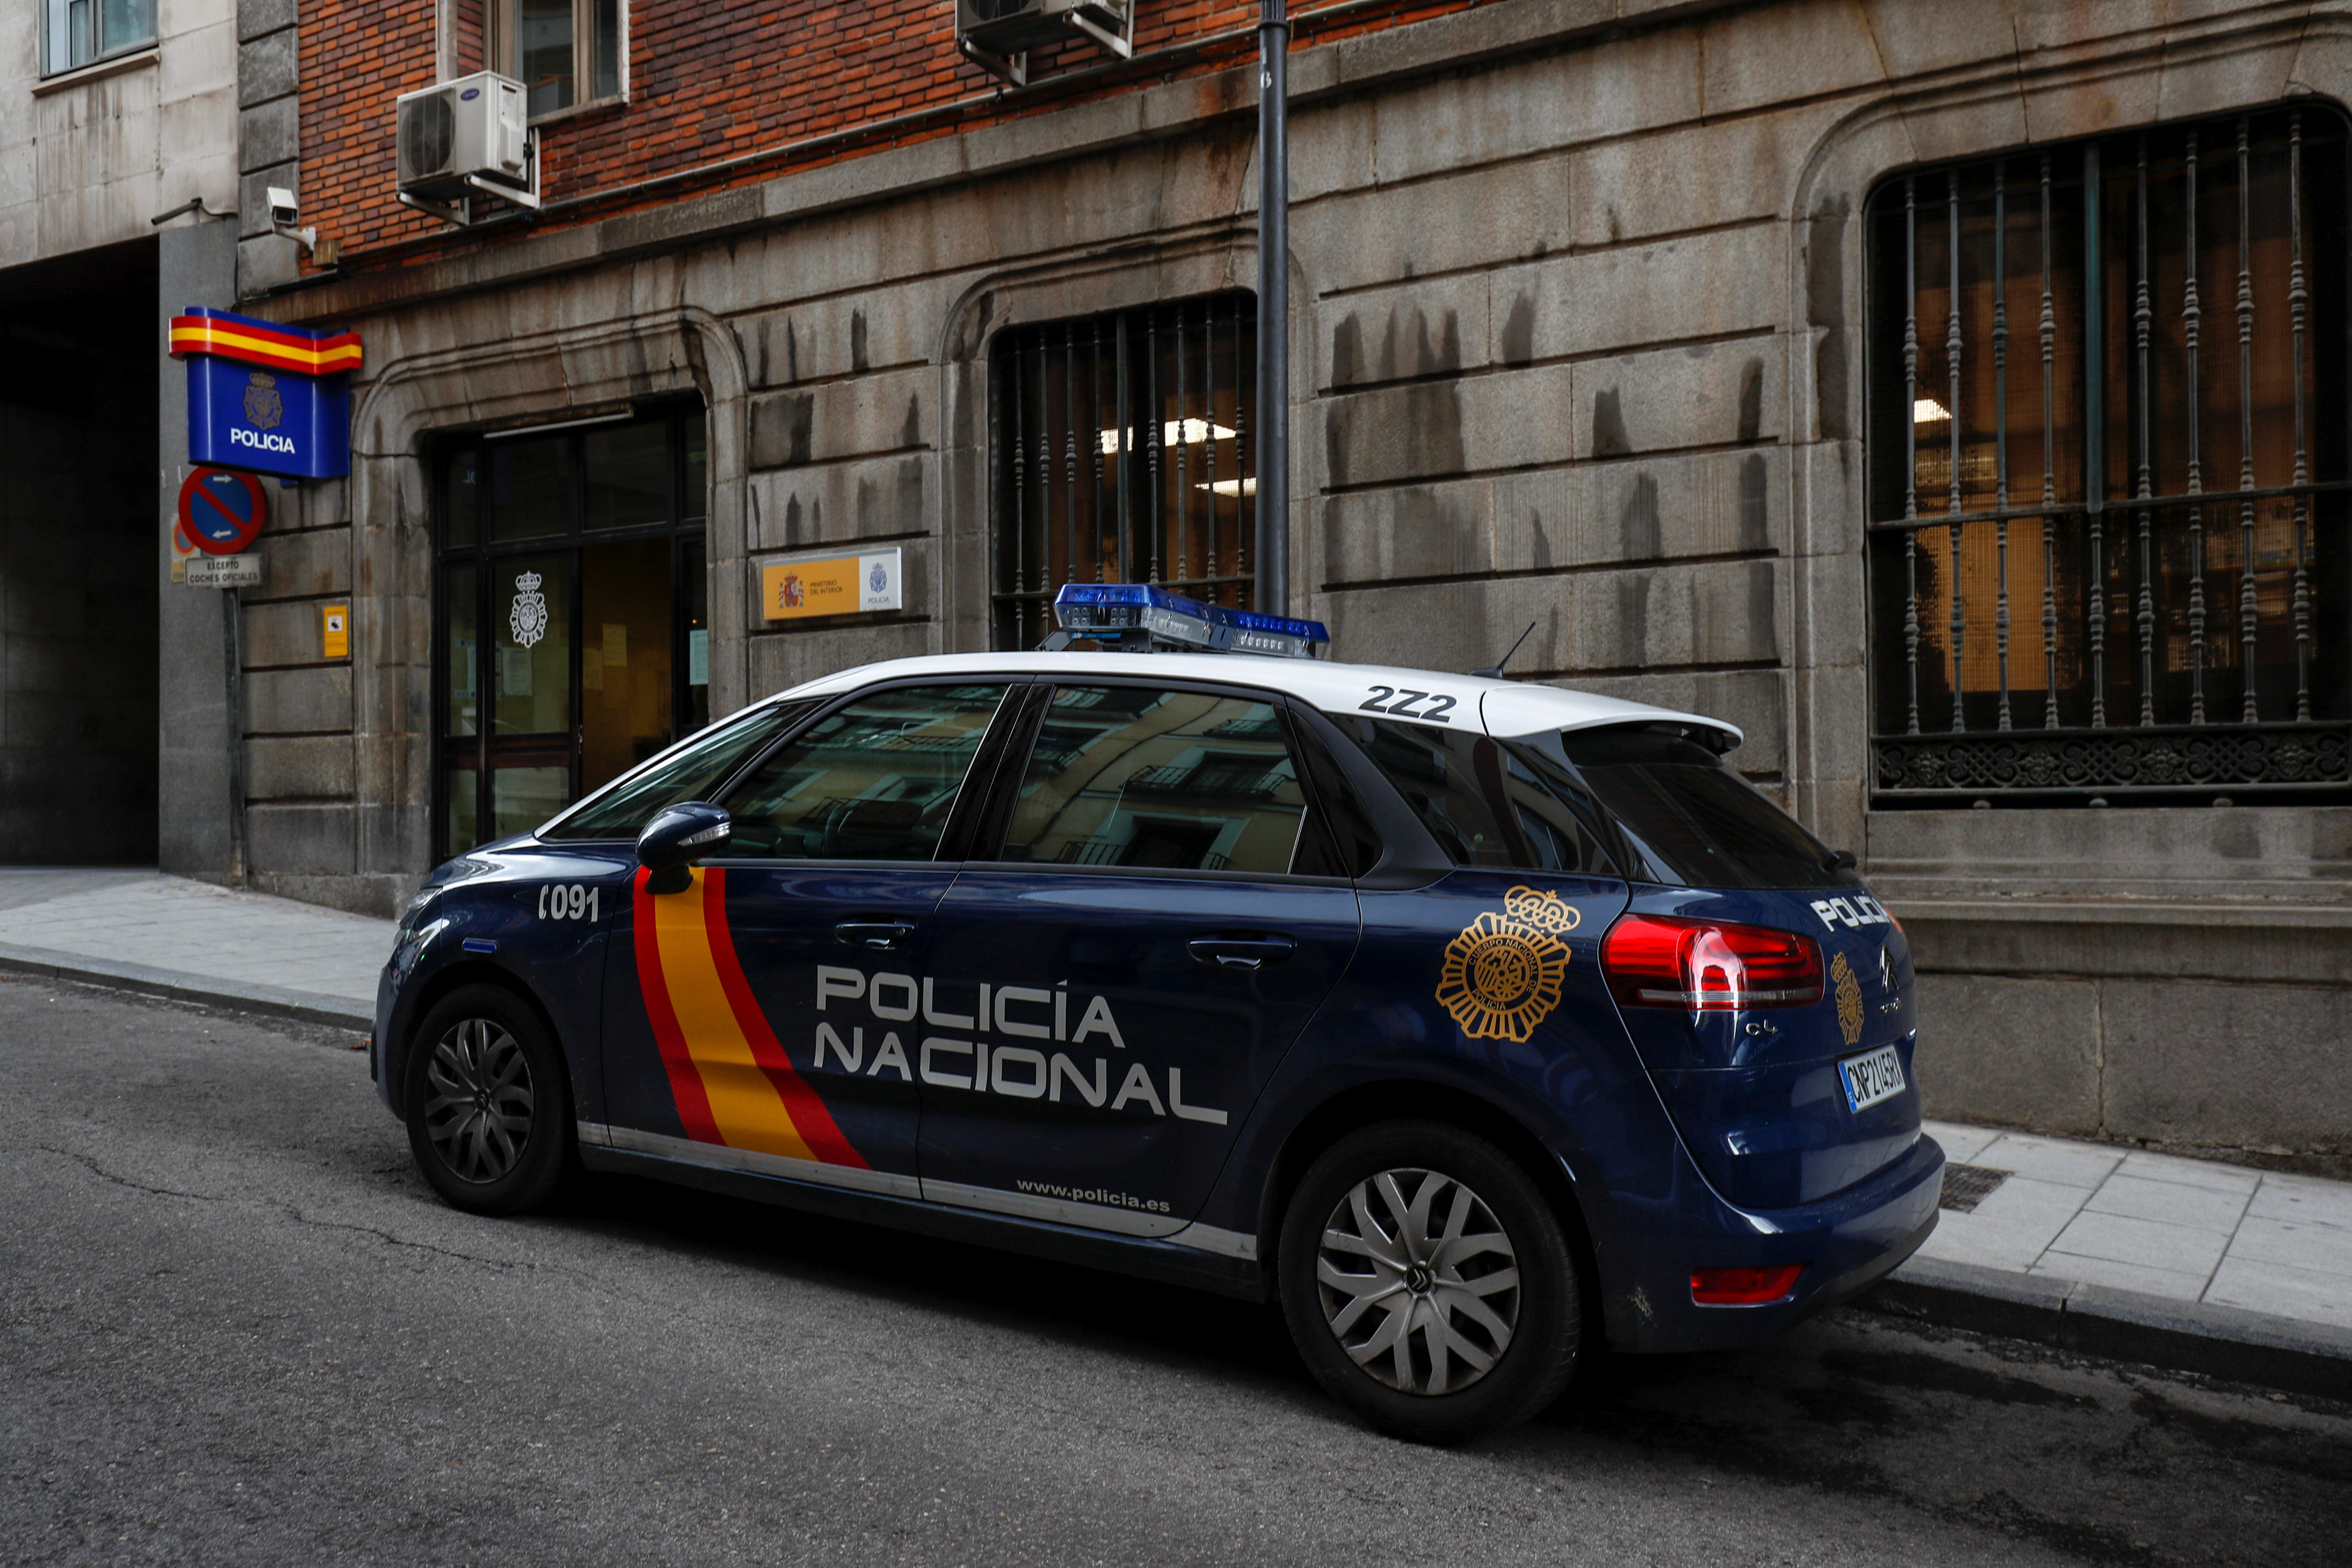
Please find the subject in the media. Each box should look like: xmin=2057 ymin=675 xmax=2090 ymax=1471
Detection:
xmin=1051 ymin=583 xmax=1330 ymax=659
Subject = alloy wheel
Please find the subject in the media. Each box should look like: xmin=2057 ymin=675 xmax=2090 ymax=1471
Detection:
xmin=421 ymin=1016 xmax=535 ymax=1184
xmin=1314 ymin=1166 xmax=1521 ymax=1396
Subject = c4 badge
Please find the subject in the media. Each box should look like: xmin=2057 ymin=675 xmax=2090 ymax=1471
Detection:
xmin=1436 ymin=886 xmax=1580 ymax=1043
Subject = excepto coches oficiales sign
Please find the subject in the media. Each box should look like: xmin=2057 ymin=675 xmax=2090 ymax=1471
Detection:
xmin=169 ymin=307 xmax=362 ymax=481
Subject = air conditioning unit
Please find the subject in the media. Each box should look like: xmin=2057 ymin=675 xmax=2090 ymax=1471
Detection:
xmin=394 ymin=71 xmax=539 ymax=225
xmin=956 ymin=0 xmax=1132 ymax=88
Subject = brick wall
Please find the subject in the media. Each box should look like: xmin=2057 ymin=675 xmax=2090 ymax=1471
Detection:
xmin=294 ymin=0 xmax=1464 ymax=275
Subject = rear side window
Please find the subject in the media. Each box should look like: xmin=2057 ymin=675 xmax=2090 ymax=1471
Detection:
xmin=540 ymin=702 xmax=809 ymax=840
xmin=1550 ymin=726 xmax=1855 ymax=891
xmin=995 ymin=686 xmax=1313 ymax=876
xmin=1339 ymin=718 xmax=1618 ymax=877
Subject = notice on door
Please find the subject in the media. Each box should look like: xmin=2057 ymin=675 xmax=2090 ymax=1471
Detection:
xmin=759 ymin=546 xmax=902 ymax=623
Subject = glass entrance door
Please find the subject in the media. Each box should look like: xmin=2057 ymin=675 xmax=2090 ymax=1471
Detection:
xmin=437 ymin=406 xmax=711 ymax=857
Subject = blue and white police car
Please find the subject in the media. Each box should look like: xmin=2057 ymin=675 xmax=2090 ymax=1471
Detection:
xmin=376 ymin=584 xmax=1941 ymax=1442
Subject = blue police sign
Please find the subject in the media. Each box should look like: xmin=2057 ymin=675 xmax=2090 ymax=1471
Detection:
xmin=169 ymin=308 xmax=362 ymax=481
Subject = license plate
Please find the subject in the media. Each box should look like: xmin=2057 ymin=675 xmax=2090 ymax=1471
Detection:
xmin=1838 ymin=1043 xmax=1906 ymax=1113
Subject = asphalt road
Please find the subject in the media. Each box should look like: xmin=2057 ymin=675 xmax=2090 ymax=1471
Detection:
xmin=3 ymin=977 xmax=2347 ymax=1567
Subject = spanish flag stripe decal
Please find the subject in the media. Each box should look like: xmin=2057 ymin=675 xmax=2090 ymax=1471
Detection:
xmin=702 ymin=875 xmax=868 ymax=1168
xmin=648 ymin=868 xmax=817 ymax=1162
xmin=168 ymin=316 xmax=363 ymax=374
xmin=632 ymin=865 xmax=870 ymax=1170
xmin=631 ymin=868 xmax=722 ymax=1144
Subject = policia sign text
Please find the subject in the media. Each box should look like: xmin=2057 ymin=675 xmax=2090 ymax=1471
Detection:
xmin=169 ymin=307 xmax=362 ymax=480
xmin=813 ymin=965 xmax=1230 ymax=1129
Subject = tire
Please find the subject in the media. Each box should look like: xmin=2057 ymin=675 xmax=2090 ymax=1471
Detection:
xmin=403 ymin=983 xmax=573 ymax=1216
xmin=1277 ymin=1120 xmax=1581 ymax=1444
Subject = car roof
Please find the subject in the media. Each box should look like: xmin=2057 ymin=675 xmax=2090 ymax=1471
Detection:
xmin=762 ymin=651 xmax=1743 ymax=747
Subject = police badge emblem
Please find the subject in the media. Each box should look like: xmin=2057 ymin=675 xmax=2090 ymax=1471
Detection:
xmin=1831 ymin=953 xmax=1865 ymax=1047
xmin=1435 ymin=886 xmax=1580 ymax=1043
xmin=509 ymin=570 xmax=549 ymax=649
xmin=243 ymin=371 xmax=284 ymax=431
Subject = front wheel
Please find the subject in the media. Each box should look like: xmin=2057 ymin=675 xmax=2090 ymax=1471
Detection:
xmin=403 ymin=984 xmax=573 ymax=1215
xmin=1277 ymin=1121 xmax=1581 ymax=1443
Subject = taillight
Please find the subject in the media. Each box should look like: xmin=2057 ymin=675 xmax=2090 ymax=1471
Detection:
xmin=1691 ymin=1264 xmax=1806 ymax=1305
xmin=1600 ymin=914 xmax=1824 ymax=1009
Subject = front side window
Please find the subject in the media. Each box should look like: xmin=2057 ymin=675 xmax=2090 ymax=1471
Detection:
xmin=716 ymin=686 xmax=1011 ymax=861
xmin=990 ymin=295 xmax=1257 ymax=650
xmin=542 ymin=701 xmax=807 ymax=841
xmin=995 ymin=687 xmax=1312 ymax=876
xmin=43 ymin=0 xmax=156 ymax=75
xmin=1867 ymin=105 xmax=2351 ymax=802
xmin=495 ymin=0 xmax=624 ymax=117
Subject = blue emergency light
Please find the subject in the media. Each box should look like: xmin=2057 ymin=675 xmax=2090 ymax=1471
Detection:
xmin=1049 ymin=583 xmax=1330 ymax=659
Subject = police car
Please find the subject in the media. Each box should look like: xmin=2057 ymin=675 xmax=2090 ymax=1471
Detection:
xmin=375 ymin=584 xmax=1941 ymax=1443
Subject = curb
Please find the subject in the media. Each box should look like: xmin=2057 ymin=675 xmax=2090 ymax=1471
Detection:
xmin=1857 ymin=1253 xmax=2352 ymax=1404
xmin=0 ymin=943 xmax=374 ymax=1033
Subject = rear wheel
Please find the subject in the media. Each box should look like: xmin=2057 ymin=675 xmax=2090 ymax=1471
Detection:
xmin=403 ymin=984 xmax=572 ymax=1215
xmin=1277 ymin=1121 xmax=1580 ymax=1443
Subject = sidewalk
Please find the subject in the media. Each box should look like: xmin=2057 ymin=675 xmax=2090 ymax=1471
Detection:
xmin=0 ymin=868 xmax=2342 ymax=1397
xmin=0 ymin=868 xmax=388 ymax=1030
xmin=1866 ymin=1123 xmax=2352 ymax=1400
xmin=1912 ymin=1121 xmax=2351 ymax=1328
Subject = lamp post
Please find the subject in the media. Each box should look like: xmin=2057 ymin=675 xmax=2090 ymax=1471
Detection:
xmin=1253 ymin=0 xmax=1289 ymax=616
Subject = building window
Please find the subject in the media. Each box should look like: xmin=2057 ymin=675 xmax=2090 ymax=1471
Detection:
xmin=991 ymin=294 xmax=1259 ymax=650
xmin=493 ymin=0 xmax=624 ymax=118
xmin=42 ymin=0 xmax=156 ymax=76
xmin=1866 ymin=106 xmax=2352 ymax=802
xmin=433 ymin=406 xmax=708 ymax=858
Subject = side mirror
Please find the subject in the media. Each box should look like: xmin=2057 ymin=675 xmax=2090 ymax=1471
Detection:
xmin=638 ymin=802 xmax=730 ymax=894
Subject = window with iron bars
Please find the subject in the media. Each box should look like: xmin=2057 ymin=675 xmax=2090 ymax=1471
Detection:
xmin=1865 ymin=105 xmax=2352 ymax=802
xmin=990 ymin=294 xmax=1258 ymax=650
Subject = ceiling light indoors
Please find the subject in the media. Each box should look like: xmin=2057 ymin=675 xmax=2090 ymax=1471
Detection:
xmin=1097 ymin=419 xmax=1240 ymax=454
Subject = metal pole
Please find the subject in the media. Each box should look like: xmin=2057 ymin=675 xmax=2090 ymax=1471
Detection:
xmin=1253 ymin=0 xmax=1290 ymax=615
xmin=221 ymin=586 xmax=247 ymax=887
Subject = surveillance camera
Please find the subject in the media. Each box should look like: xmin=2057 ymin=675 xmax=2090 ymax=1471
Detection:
xmin=267 ymin=187 xmax=299 ymax=228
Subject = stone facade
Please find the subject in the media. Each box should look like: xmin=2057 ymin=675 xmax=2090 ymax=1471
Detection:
xmin=229 ymin=0 xmax=2352 ymax=1158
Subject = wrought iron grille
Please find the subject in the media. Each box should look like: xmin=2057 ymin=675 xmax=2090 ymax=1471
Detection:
xmin=990 ymin=294 xmax=1258 ymax=649
xmin=1866 ymin=107 xmax=2352 ymax=800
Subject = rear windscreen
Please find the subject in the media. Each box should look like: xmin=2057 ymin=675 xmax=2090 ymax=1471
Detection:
xmin=1546 ymin=726 xmax=1860 ymax=891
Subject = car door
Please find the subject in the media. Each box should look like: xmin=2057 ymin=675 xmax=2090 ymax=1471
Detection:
xmin=595 ymin=680 xmax=1021 ymax=1199
xmin=912 ymin=679 xmax=1361 ymax=1234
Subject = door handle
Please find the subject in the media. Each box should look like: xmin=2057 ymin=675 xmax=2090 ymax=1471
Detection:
xmin=1188 ymin=935 xmax=1296 ymax=971
xmin=835 ymin=921 xmax=915 ymax=951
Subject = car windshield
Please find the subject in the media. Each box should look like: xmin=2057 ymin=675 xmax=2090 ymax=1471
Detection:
xmin=540 ymin=702 xmax=808 ymax=840
xmin=1524 ymin=725 xmax=1858 ymax=891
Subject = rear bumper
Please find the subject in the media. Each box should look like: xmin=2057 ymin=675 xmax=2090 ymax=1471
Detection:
xmin=1601 ymin=1133 xmax=1945 ymax=1354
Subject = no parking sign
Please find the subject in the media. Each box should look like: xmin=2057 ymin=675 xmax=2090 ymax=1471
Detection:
xmin=176 ymin=468 xmax=268 ymax=556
